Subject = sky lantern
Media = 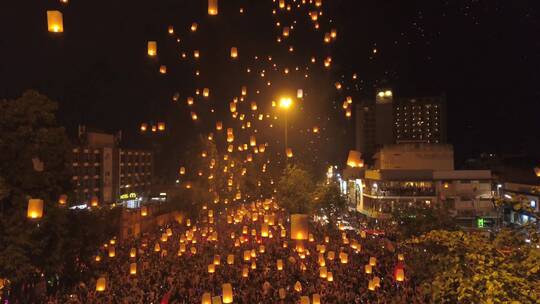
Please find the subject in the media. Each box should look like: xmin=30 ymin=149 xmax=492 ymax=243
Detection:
xmin=319 ymin=266 xmax=328 ymax=278
xmin=395 ymin=268 xmax=405 ymax=282
xmin=90 ymin=196 xmax=99 ymax=207
xmin=324 ymin=32 xmax=331 ymax=43
xmin=154 ymin=243 xmax=161 ymax=252
xmin=368 ymin=280 xmax=376 ymax=291
xmin=159 ymin=65 xmax=167 ymax=74
xmin=327 ymin=251 xmax=335 ymax=260
xmin=187 ymin=97 xmax=194 ymax=106
xmin=140 ymin=123 xmax=148 ymax=132
xmin=130 ymin=248 xmax=137 ymax=258
xmin=27 ymin=199 xmax=43 ymax=219
xmin=216 ymin=121 xmax=223 ymax=131
xmin=327 ymin=272 xmax=334 ymax=282
xmin=222 ymin=283 xmax=233 ymax=303
xmin=277 ymin=259 xmax=284 ymax=271
xmin=365 ymin=264 xmax=372 ymax=274
xmin=208 ymin=264 xmax=215 ymax=273
xmin=251 ymin=101 xmax=258 ymax=111
xmin=141 ymin=206 xmax=148 ymax=217
xmin=203 ymin=87 xmax=209 ymax=97
xmin=58 ymin=194 xmax=67 ymax=206
xmin=208 ymin=0 xmax=218 ymax=15
xmin=47 ymin=11 xmax=63 ymax=33
xmin=96 ymin=277 xmax=106 ymax=292
xmin=242 ymin=265 xmax=249 ymax=277
xmin=158 ymin=122 xmax=166 ymax=131
xmin=339 ymin=252 xmax=348 ymax=264
xmin=279 ymin=288 xmax=286 ymax=299
xmin=291 ymin=214 xmax=308 ymax=240
xmin=168 ymin=25 xmax=174 ymax=34
xmin=297 ymin=89 xmax=303 ymax=98
xmin=191 ymin=112 xmax=198 ymax=121
xmin=227 ymin=254 xmax=234 ymax=265
xmin=331 ymin=28 xmax=337 ymax=38
xmin=369 ymin=257 xmax=377 ymax=266
xmin=282 ymin=26 xmax=290 ymax=37
xmin=147 ymin=41 xmax=157 ymax=56
xmin=300 ymin=296 xmax=309 ymax=304
xmin=294 ymin=281 xmax=302 ymax=292
xmin=230 ymin=47 xmax=238 ymax=58
xmin=286 ymin=148 xmax=293 ymax=158
xmin=191 ymin=22 xmax=198 ymax=32
xmin=315 ymin=0 xmax=322 ymax=7
xmin=229 ymin=102 xmax=237 ymax=113
xmin=202 ymin=293 xmax=212 ymax=304
xmin=313 ymin=294 xmax=321 ymax=304
xmin=129 ymin=263 xmax=137 ymax=275
xmin=347 ymin=150 xmax=363 ymax=168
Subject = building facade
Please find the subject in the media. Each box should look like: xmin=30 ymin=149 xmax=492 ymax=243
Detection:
xmin=69 ymin=129 xmax=153 ymax=207
xmin=342 ymin=144 xmax=497 ymax=227
xmin=355 ymin=90 xmax=447 ymax=162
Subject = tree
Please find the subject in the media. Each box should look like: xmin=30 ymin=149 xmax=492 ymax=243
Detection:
xmin=276 ymin=165 xmax=316 ymax=214
xmin=391 ymin=204 xmax=457 ymax=240
xmin=0 ymin=91 xmax=72 ymax=286
xmin=312 ymin=180 xmax=347 ymax=223
xmin=0 ymin=91 xmax=120 ymax=300
xmin=403 ymin=229 xmax=540 ymax=303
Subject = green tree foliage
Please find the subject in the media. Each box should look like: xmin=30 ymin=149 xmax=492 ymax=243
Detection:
xmin=276 ymin=164 xmax=315 ymax=214
xmin=391 ymin=204 xmax=457 ymax=240
xmin=312 ymin=180 xmax=347 ymax=222
xmin=403 ymin=229 xmax=540 ymax=303
xmin=0 ymin=91 xmax=120 ymax=296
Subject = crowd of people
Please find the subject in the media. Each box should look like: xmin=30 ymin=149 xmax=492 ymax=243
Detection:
xmin=41 ymin=200 xmax=427 ymax=303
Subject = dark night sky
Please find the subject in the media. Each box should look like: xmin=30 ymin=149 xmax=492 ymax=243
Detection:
xmin=1 ymin=0 xmax=539 ymax=176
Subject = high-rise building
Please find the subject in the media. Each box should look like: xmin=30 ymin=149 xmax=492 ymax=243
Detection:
xmin=355 ymin=89 xmax=447 ymax=162
xmin=68 ymin=128 xmax=153 ymax=207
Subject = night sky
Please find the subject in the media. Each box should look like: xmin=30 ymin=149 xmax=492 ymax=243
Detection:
xmin=1 ymin=0 xmax=539 ymax=177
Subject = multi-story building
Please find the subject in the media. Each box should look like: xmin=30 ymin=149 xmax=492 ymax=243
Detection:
xmin=342 ymin=143 xmax=497 ymax=227
xmin=355 ymin=89 xmax=447 ymax=162
xmin=69 ymin=128 xmax=153 ymax=207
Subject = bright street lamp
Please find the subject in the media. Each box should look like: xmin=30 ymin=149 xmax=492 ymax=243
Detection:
xmin=279 ymin=97 xmax=293 ymax=109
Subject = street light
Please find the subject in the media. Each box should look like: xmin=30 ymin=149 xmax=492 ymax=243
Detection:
xmin=279 ymin=96 xmax=293 ymax=161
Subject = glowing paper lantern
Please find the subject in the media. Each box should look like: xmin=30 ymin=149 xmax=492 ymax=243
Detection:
xmin=141 ymin=206 xmax=148 ymax=217
xmin=130 ymin=248 xmax=137 ymax=258
xmin=140 ymin=123 xmax=148 ymax=132
xmin=227 ymin=254 xmax=234 ymax=265
xmin=191 ymin=22 xmax=198 ymax=32
xmin=242 ymin=265 xmax=249 ymax=277
xmin=279 ymin=288 xmax=286 ymax=299
xmin=129 ymin=263 xmax=137 ymax=275
xmin=396 ymin=268 xmax=405 ymax=282
xmin=208 ymin=0 xmax=218 ymax=15
xmin=339 ymin=252 xmax=348 ymax=264
xmin=327 ymin=272 xmax=333 ymax=282
xmin=369 ymin=257 xmax=377 ymax=267
xmin=368 ymin=280 xmax=375 ymax=291
xmin=108 ymin=246 xmax=115 ymax=258
xmin=154 ymin=243 xmax=161 ymax=252
xmin=300 ymin=296 xmax=310 ymax=304
xmin=158 ymin=122 xmax=166 ymax=131
xmin=282 ymin=26 xmax=290 ymax=37
xmin=313 ymin=294 xmax=321 ymax=304
xmin=147 ymin=41 xmax=157 ymax=56
xmin=208 ymin=264 xmax=215 ymax=273
xmin=96 ymin=277 xmax=106 ymax=292
xmin=159 ymin=65 xmax=167 ymax=74
xmin=294 ymin=281 xmax=302 ymax=292
xmin=347 ymin=150 xmax=363 ymax=168
xmin=398 ymin=253 xmax=405 ymax=261
xmin=319 ymin=266 xmax=328 ymax=278
xmin=230 ymin=47 xmax=238 ymax=58
xmin=277 ymin=259 xmax=283 ymax=270
xmin=365 ymin=264 xmax=372 ymax=274
xmin=286 ymin=148 xmax=293 ymax=158
xmin=213 ymin=255 xmax=221 ymax=265
xmin=291 ymin=214 xmax=308 ymax=240
xmin=327 ymin=251 xmax=335 ymax=261
xmin=203 ymin=88 xmax=209 ymax=97
xmin=261 ymin=223 xmax=269 ymax=237
xmin=27 ymin=199 xmax=43 ymax=219
xmin=202 ymin=293 xmax=212 ymax=304
xmin=47 ymin=11 xmax=63 ymax=33
xmin=222 ymin=283 xmax=233 ymax=303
